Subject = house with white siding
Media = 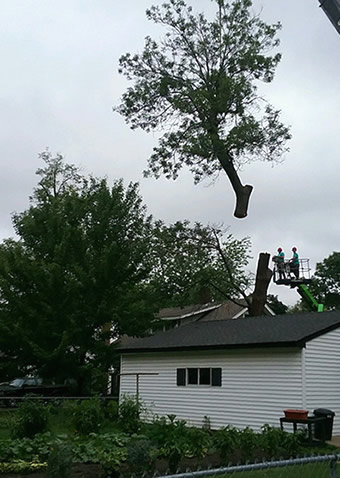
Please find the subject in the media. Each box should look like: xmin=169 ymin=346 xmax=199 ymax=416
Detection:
xmin=119 ymin=310 xmax=340 ymax=433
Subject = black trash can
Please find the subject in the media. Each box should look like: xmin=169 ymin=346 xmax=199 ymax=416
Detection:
xmin=313 ymin=408 xmax=335 ymax=440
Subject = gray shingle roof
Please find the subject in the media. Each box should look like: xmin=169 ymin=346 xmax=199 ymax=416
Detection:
xmin=119 ymin=310 xmax=340 ymax=353
xmin=157 ymin=303 xmax=220 ymax=320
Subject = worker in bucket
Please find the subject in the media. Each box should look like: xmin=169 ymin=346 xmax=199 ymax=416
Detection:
xmin=276 ymin=247 xmax=286 ymax=279
xmin=289 ymin=247 xmax=299 ymax=279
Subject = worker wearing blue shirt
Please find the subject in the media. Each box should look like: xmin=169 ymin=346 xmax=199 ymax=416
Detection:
xmin=289 ymin=247 xmax=299 ymax=279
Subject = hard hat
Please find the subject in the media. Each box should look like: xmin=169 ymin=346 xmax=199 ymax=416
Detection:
xmin=278 ymin=247 xmax=282 ymax=252
xmin=292 ymin=247 xmax=297 ymax=251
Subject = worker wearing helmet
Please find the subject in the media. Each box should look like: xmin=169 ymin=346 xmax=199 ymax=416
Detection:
xmin=277 ymin=247 xmax=285 ymax=279
xmin=289 ymin=247 xmax=299 ymax=279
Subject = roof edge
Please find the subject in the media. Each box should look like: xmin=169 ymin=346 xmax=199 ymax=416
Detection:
xmin=302 ymin=321 xmax=340 ymax=344
xmin=119 ymin=340 xmax=303 ymax=354
xmin=159 ymin=303 xmax=221 ymax=321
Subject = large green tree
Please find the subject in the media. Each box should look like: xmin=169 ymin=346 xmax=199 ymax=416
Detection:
xmin=309 ymin=252 xmax=340 ymax=310
xmin=116 ymin=0 xmax=291 ymax=218
xmin=0 ymin=152 xmax=154 ymax=391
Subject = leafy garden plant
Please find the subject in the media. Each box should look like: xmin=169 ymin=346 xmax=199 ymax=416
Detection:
xmin=126 ymin=438 xmax=157 ymax=476
xmin=118 ymin=395 xmax=143 ymax=433
xmin=72 ymin=397 xmax=104 ymax=435
xmin=0 ymin=460 xmax=47 ymax=474
xmin=47 ymin=443 xmax=73 ymax=478
xmin=104 ymin=399 xmax=119 ymax=422
xmin=11 ymin=398 xmax=49 ymax=439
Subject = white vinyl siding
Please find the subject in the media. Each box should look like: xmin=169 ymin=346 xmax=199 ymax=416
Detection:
xmin=305 ymin=327 xmax=340 ymax=434
xmin=120 ymin=347 xmax=303 ymax=431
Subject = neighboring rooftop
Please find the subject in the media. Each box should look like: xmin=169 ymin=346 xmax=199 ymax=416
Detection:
xmin=119 ymin=310 xmax=340 ymax=353
xmin=157 ymin=299 xmax=274 ymax=324
xmin=157 ymin=302 xmax=221 ymax=321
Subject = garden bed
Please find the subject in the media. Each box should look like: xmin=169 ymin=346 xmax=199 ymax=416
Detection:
xmin=0 ymin=397 xmax=337 ymax=477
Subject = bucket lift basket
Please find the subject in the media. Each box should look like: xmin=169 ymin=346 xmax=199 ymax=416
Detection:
xmin=272 ymin=257 xmax=312 ymax=287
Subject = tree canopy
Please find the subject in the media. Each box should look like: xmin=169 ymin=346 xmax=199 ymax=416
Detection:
xmin=0 ymin=152 xmax=154 ymax=391
xmin=309 ymin=252 xmax=340 ymax=310
xmin=145 ymin=221 xmax=252 ymax=308
xmin=116 ymin=0 xmax=291 ymax=218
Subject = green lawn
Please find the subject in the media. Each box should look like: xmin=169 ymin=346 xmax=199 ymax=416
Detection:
xmin=223 ymin=463 xmax=338 ymax=478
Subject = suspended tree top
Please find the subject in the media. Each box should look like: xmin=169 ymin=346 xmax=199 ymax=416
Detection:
xmin=116 ymin=0 xmax=291 ymax=218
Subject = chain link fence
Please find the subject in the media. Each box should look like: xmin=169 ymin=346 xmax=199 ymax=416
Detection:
xmin=156 ymin=454 xmax=340 ymax=478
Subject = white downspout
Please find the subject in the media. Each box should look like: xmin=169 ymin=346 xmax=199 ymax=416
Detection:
xmin=301 ymin=346 xmax=307 ymax=409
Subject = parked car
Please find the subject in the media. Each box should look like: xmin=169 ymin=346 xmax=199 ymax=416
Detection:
xmin=0 ymin=377 xmax=72 ymax=407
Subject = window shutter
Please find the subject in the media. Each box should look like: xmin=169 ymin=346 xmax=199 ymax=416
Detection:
xmin=212 ymin=368 xmax=222 ymax=386
xmin=177 ymin=368 xmax=186 ymax=386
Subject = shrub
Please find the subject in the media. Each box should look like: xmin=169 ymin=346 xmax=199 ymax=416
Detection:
xmin=213 ymin=425 xmax=240 ymax=463
xmin=260 ymin=424 xmax=304 ymax=458
xmin=186 ymin=427 xmax=212 ymax=458
xmin=11 ymin=399 xmax=49 ymax=438
xmin=72 ymin=397 xmax=104 ymax=435
xmin=126 ymin=438 xmax=156 ymax=475
xmin=147 ymin=415 xmax=189 ymax=472
xmin=97 ymin=447 xmax=127 ymax=478
xmin=118 ymin=395 xmax=143 ymax=433
xmin=104 ymin=400 xmax=119 ymax=422
xmin=47 ymin=443 xmax=73 ymax=478
xmin=238 ymin=427 xmax=258 ymax=461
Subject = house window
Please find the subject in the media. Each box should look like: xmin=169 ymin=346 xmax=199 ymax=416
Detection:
xmin=176 ymin=367 xmax=222 ymax=387
xmin=188 ymin=368 xmax=198 ymax=385
xmin=199 ymin=368 xmax=211 ymax=385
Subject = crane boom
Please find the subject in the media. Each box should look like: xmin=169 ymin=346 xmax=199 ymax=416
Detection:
xmin=296 ymin=284 xmax=324 ymax=312
xmin=319 ymin=0 xmax=340 ymax=34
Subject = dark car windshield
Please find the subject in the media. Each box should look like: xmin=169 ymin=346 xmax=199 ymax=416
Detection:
xmin=9 ymin=379 xmax=25 ymax=387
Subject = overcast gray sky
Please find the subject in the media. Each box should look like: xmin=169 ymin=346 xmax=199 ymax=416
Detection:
xmin=0 ymin=0 xmax=339 ymax=306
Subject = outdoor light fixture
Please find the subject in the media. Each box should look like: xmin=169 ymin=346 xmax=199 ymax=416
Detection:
xmin=319 ymin=0 xmax=340 ymax=34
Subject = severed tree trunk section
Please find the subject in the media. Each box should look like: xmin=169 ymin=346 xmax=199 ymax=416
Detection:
xmin=211 ymin=133 xmax=253 ymax=218
xmin=234 ymin=184 xmax=253 ymax=219
xmin=220 ymin=156 xmax=253 ymax=219
xmin=249 ymin=253 xmax=273 ymax=317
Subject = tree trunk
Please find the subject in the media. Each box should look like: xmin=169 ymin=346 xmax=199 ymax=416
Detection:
xmin=234 ymin=184 xmax=253 ymax=219
xmin=249 ymin=253 xmax=272 ymax=317
xmin=219 ymin=155 xmax=253 ymax=218
xmin=210 ymin=131 xmax=253 ymax=218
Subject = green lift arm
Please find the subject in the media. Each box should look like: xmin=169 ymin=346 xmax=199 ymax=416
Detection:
xmin=297 ymin=284 xmax=324 ymax=312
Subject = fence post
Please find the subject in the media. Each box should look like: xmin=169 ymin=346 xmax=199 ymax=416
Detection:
xmin=330 ymin=457 xmax=337 ymax=478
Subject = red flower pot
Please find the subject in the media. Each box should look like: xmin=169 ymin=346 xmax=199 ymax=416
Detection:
xmin=284 ymin=409 xmax=309 ymax=420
